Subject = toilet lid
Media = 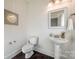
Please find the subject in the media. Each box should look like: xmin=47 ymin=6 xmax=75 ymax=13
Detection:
xmin=29 ymin=36 xmax=38 ymax=45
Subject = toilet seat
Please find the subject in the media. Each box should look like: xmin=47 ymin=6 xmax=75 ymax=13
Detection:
xmin=22 ymin=44 xmax=34 ymax=53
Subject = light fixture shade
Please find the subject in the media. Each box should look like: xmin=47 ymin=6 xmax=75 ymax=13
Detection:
xmin=50 ymin=0 xmax=62 ymax=4
xmin=48 ymin=2 xmax=54 ymax=11
xmin=55 ymin=0 xmax=60 ymax=4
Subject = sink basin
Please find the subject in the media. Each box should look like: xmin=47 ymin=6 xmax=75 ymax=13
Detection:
xmin=49 ymin=37 xmax=68 ymax=44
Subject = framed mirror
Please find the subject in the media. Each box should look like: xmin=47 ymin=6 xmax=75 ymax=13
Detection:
xmin=48 ymin=7 xmax=68 ymax=29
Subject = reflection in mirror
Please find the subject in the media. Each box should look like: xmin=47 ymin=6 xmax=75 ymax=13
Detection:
xmin=48 ymin=7 xmax=68 ymax=29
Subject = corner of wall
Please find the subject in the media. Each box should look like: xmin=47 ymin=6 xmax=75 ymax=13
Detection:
xmin=35 ymin=47 xmax=54 ymax=58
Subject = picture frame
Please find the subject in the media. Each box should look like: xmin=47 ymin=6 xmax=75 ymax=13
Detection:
xmin=4 ymin=9 xmax=18 ymax=25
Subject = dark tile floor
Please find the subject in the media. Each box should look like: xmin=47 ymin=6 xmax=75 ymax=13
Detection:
xmin=12 ymin=51 xmax=54 ymax=59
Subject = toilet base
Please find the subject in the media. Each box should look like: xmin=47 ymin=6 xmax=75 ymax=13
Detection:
xmin=25 ymin=51 xmax=34 ymax=58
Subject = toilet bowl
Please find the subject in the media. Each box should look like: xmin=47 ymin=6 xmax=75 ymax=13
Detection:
xmin=22 ymin=36 xmax=39 ymax=58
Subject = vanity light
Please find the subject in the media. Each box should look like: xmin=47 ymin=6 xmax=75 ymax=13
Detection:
xmin=48 ymin=0 xmax=62 ymax=11
xmin=49 ymin=0 xmax=62 ymax=4
xmin=48 ymin=2 xmax=54 ymax=11
xmin=55 ymin=0 xmax=61 ymax=4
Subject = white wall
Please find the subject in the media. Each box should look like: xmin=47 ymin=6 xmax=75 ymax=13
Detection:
xmin=4 ymin=0 xmax=28 ymax=59
xmin=25 ymin=0 xmax=75 ymax=57
xmin=4 ymin=0 xmax=75 ymax=58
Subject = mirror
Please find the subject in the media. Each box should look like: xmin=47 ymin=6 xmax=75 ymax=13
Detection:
xmin=48 ymin=7 xmax=68 ymax=29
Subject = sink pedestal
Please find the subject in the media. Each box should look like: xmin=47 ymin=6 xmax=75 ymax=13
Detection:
xmin=55 ymin=44 xmax=60 ymax=59
xmin=49 ymin=36 xmax=68 ymax=59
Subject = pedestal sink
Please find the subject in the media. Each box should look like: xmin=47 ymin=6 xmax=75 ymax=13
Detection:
xmin=49 ymin=36 xmax=69 ymax=59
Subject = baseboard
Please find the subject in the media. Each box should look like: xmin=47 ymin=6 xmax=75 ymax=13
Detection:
xmin=35 ymin=47 xmax=54 ymax=58
xmin=4 ymin=48 xmax=21 ymax=59
xmin=35 ymin=47 xmax=70 ymax=58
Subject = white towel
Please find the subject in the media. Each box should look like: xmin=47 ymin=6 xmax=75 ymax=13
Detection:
xmin=67 ymin=18 xmax=74 ymax=31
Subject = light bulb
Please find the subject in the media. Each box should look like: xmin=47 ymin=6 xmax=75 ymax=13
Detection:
xmin=48 ymin=2 xmax=54 ymax=11
xmin=55 ymin=0 xmax=60 ymax=4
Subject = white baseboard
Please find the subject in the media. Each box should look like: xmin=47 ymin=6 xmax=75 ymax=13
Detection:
xmin=35 ymin=47 xmax=72 ymax=59
xmin=35 ymin=47 xmax=54 ymax=58
xmin=4 ymin=48 xmax=21 ymax=59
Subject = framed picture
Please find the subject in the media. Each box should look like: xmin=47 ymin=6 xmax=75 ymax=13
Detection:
xmin=4 ymin=9 xmax=18 ymax=25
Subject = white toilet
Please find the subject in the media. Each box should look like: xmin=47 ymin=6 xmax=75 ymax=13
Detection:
xmin=22 ymin=36 xmax=39 ymax=59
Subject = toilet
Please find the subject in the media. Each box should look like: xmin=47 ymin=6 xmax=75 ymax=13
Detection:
xmin=22 ymin=36 xmax=39 ymax=59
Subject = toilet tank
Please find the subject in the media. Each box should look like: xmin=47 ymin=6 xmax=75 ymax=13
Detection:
xmin=29 ymin=36 xmax=38 ymax=45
